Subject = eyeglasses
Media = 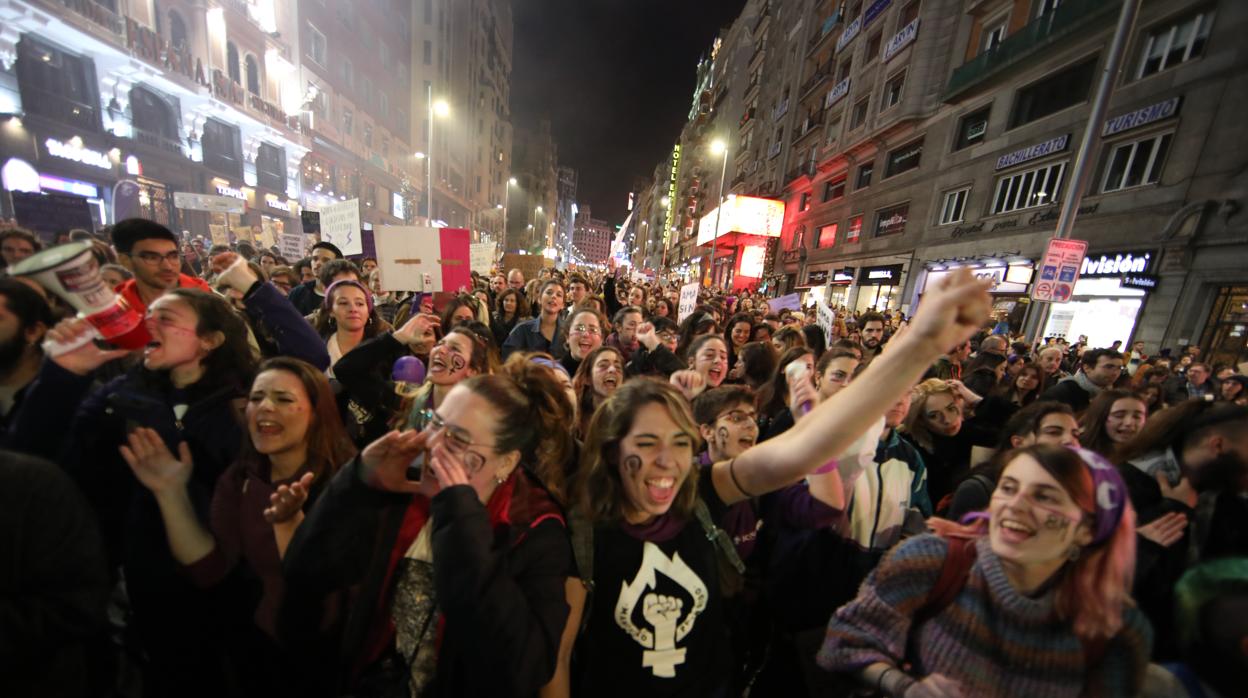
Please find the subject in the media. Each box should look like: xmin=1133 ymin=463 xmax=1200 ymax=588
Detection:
xmin=717 ymin=409 xmax=757 ymax=425
xmin=419 ymin=408 xmax=494 ymax=468
xmin=657 ymin=332 xmax=678 ymax=342
xmin=133 ymin=250 xmax=182 ymax=265
xmin=571 ymin=324 xmax=602 ymax=336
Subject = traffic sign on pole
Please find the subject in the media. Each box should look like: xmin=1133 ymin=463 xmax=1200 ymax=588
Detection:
xmin=1032 ymin=237 xmax=1088 ymax=304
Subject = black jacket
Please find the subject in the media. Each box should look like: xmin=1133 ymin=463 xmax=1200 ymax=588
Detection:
xmin=1038 ymin=378 xmax=1094 ymax=413
xmin=625 ymin=343 xmax=685 ymax=378
xmin=280 ymin=460 xmax=573 ymax=697
xmin=331 ymin=332 xmax=414 ymax=446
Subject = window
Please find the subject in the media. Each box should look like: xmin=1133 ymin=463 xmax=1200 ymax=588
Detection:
xmin=884 ymin=139 xmax=922 ymax=177
xmin=882 ymin=71 xmax=905 ymax=110
xmin=1009 ymin=56 xmax=1096 ymax=129
xmin=851 ymin=95 xmax=870 ymax=129
xmin=201 ymin=118 xmax=242 ymax=177
xmin=423 ymin=40 xmax=432 ymax=65
xmin=1137 ymin=11 xmax=1214 ymax=78
xmin=307 ymin=24 xmax=327 ymax=66
xmin=129 ymin=85 xmax=179 ymax=141
xmin=823 ymin=176 xmax=846 ymax=202
xmin=939 ymin=187 xmax=969 ymax=225
xmin=362 ymin=78 xmax=373 ymax=108
xmin=256 ymin=143 xmax=286 ymax=192
xmin=953 ymin=106 xmax=990 ymax=150
xmin=342 ymin=60 xmax=354 ymax=90
xmin=875 ymin=203 xmax=909 ymax=236
xmin=817 ymin=223 xmax=838 ymax=247
xmin=900 ymin=1 xmax=920 ymax=25
xmin=245 ymin=54 xmax=260 ymax=96
xmin=227 ymin=42 xmax=240 ymax=83
xmin=308 ymin=81 xmax=327 ymax=117
xmin=992 ymin=160 xmax=1066 ymax=214
xmin=981 ymin=21 xmax=1007 ymax=53
xmin=799 ymin=192 xmax=811 ymax=211
xmin=169 ymin=10 xmax=189 ymax=52
xmin=342 ymin=108 xmax=353 ymax=136
xmin=379 ymin=92 xmax=389 ymax=118
xmin=866 ymin=31 xmax=883 ymax=61
xmin=1101 ymin=132 xmax=1172 ymax=193
xmin=846 ymin=215 xmax=863 ymax=243
xmin=380 ymin=42 xmax=390 ymax=69
xmin=856 ymin=161 xmax=874 ymax=189
xmin=363 ymin=124 xmax=373 ymax=148
xmin=424 ymin=0 xmax=433 ymax=23
xmin=837 ymin=57 xmax=853 ymax=82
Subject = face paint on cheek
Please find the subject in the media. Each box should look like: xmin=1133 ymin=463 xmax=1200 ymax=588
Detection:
xmin=622 ymin=454 xmax=642 ymax=474
xmin=1037 ymin=507 xmax=1075 ymax=537
xmin=716 ymin=426 xmax=730 ymax=450
xmin=450 ymin=355 xmax=467 ymax=372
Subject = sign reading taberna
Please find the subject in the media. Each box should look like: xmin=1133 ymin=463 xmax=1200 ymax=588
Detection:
xmin=1103 ymin=97 xmax=1181 ymax=137
xmin=995 ymin=134 xmax=1070 ymax=170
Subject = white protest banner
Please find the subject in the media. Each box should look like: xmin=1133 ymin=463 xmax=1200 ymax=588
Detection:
xmin=817 ymin=301 xmax=836 ymax=342
xmin=770 ymin=292 xmax=802 ymax=311
xmin=469 ymin=242 xmax=496 ymax=274
xmin=320 ymin=199 xmax=362 ymax=256
xmin=677 ymin=282 xmax=700 ymax=323
xmin=374 ymin=226 xmax=472 ymax=292
xmin=278 ymin=232 xmax=308 ymax=261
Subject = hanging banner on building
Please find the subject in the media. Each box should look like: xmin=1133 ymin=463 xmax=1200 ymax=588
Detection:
xmin=1032 ymin=237 xmax=1088 ymax=304
xmin=677 ymin=281 xmax=700 ymax=323
xmin=470 ymin=242 xmax=497 ymax=274
xmin=374 ymin=226 xmax=471 ymax=293
xmin=278 ymin=232 xmax=309 ymax=261
xmin=173 ymin=191 xmax=245 ymax=214
xmin=320 ymin=199 xmax=362 ymax=255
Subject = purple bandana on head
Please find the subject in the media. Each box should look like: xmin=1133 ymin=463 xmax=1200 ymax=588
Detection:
xmin=1070 ymin=447 xmax=1128 ymax=546
xmin=530 ymin=356 xmax=570 ymax=378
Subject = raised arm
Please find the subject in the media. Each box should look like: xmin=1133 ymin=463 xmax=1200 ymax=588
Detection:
xmin=214 ymin=253 xmax=330 ymax=369
xmin=710 ymin=270 xmax=991 ymax=506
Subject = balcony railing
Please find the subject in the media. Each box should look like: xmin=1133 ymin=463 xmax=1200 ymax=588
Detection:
xmin=752 ymin=2 xmax=772 ymax=36
xmin=58 ymin=0 xmax=126 ymax=41
xmin=739 ymin=106 xmax=757 ymax=128
xmin=945 ymin=0 xmax=1116 ymax=100
xmin=799 ymin=63 xmax=833 ymax=99
xmin=795 ymin=111 xmax=825 ymax=141
xmin=805 ymin=10 xmax=843 ymax=55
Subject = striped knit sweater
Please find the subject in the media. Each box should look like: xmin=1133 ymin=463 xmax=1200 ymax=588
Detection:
xmin=817 ymin=534 xmax=1152 ymax=697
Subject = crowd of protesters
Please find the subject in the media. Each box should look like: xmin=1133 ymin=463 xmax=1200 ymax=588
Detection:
xmin=0 ymin=219 xmax=1245 ymax=698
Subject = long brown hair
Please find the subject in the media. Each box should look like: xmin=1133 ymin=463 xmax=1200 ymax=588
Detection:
xmin=237 ymin=357 xmax=356 ymax=480
xmin=1078 ymin=389 xmax=1145 ymax=460
xmin=572 ymin=345 xmax=624 ymax=440
xmin=574 ymin=378 xmax=702 ymax=525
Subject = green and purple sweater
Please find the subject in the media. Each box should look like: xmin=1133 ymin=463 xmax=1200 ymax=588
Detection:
xmin=817 ymin=534 xmax=1151 ymax=697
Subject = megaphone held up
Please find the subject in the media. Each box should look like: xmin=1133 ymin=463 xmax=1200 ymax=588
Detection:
xmin=8 ymin=241 xmax=147 ymax=356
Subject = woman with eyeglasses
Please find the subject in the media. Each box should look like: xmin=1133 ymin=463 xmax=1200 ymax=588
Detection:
xmin=279 ymin=358 xmax=577 ymax=697
xmin=503 ymin=280 xmax=566 ymax=361
xmin=559 ymin=307 xmax=606 ymax=377
xmin=566 ymin=270 xmax=994 ymax=696
xmin=119 ymin=357 xmax=355 ymax=691
xmin=8 ymin=253 xmax=327 ymax=696
xmin=572 ymin=345 xmax=625 ymax=441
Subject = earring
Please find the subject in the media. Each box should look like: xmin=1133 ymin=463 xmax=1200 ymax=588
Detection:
xmin=493 ymin=472 xmax=506 ymax=485
xmin=1067 ymin=545 xmax=1081 ymax=561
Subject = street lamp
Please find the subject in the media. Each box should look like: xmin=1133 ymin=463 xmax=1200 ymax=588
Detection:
xmin=424 ymin=86 xmax=450 ymax=226
xmin=709 ymin=137 xmax=729 ymax=287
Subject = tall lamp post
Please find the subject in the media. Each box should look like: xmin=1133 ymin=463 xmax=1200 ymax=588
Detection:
xmin=709 ymin=138 xmax=729 ymax=287
xmin=416 ymin=85 xmax=450 ymax=226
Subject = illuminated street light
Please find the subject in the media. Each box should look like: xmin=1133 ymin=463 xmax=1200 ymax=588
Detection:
xmin=433 ymin=99 xmax=450 ymax=118
xmin=413 ymin=152 xmax=426 ymax=159
xmin=709 ymin=139 xmax=726 ymax=155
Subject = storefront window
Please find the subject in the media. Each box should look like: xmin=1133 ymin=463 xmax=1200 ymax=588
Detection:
xmin=1199 ymin=286 xmax=1248 ymax=370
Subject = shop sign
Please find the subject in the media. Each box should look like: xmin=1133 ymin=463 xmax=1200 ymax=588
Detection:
xmin=1121 ymin=273 xmax=1159 ymax=291
xmin=864 ymin=0 xmax=892 ymax=27
xmin=216 ymin=185 xmax=247 ymax=200
xmin=807 ymin=269 xmax=830 ymax=285
xmin=836 ymin=16 xmax=862 ymax=53
xmin=883 ymin=19 xmax=920 ymax=62
xmin=826 ymin=77 xmax=851 ymax=108
xmin=924 ymin=265 xmax=1032 ymax=294
xmin=1103 ymin=97 xmax=1181 ymax=137
xmin=859 ymin=264 xmax=903 ymax=285
xmin=126 ymin=18 xmax=206 ymax=85
xmin=664 ymin=145 xmax=681 ymax=249
xmin=832 ymin=267 xmax=855 ymax=283
xmin=995 ymin=134 xmax=1070 ymax=170
xmin=875 ymin=203 xmax=909 ymax=237
xmin=265 ymin=195 xmax=292 ymax=212
xmin=44 ymin=138 xmax=112 ymax=170
xmin=173 ymin=191 xmax=246 ymax=214
xmin=1080 ymin=250 xmax=1154 ymax=278
xmin=1033 ymin=238 xmax=1088 ymax=303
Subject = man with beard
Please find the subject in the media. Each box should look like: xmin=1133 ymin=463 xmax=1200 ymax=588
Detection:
xmin=287 ymin=241 xmax=344 ymax=315
xmin=858 ymin=311 xmax=886 ymax=364
xmin=0 ymin=279 xmax=52 ymax=431
xmin=111 ymin=219 xmax=212 ymax=317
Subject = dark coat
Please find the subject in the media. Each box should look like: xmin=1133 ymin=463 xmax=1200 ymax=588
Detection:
xmin=502 ymin=316 xmax=565 ymax=360
xmin=1038 ymin=377 xmax=1094 ymax=413
xmin=288 ymin=279 xmax=324 ymax=316
xmin=331 ymin=332 xmax=413 ymax=446
xmin=280 ymin=460 xmax=573 ymax=698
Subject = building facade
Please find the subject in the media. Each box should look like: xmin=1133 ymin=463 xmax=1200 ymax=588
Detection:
xmin=509 ymin=118 xmax=557 ymax=253
xmin=573 ymin=204 xmax=612 ymax=264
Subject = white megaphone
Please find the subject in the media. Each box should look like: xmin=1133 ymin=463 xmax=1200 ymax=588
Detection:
xmin=8 ymin=241 xmax=148 ymax=356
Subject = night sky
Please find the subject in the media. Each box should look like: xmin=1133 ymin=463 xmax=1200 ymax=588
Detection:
xmin=512 ymin=0 xmax=748 ymax=224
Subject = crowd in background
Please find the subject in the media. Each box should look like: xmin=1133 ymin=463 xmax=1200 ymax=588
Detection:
xmin=0 ymin=219 xmax=1245 ymax=698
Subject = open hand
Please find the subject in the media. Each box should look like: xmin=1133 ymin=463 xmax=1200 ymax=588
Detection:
xmin=394 ymin=312 xmax=441 ymax=347
xmin=904 ymin=673 xmax=967 ymax=698
xmin=360 ymin=430 xmax=429 ymax=493
xmin=46 ymin=318 xmax=131 ymax=373
xmin=263 ymin=472 xmax=314 ymax=523
xmin=119 ymin=427 xmax=192 ymax=495
xmin=1137 ymin=511 xmax=1188 ymax=548
xmin=211 ymin=252 xmax=259 ymax=293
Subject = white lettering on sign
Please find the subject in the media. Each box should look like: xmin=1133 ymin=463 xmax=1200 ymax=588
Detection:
xmin=883 ymin=18 xmax=919 ymax=62
xmin=826 ymin=77 xmax=851 ymax=108
xmin=45 ymin=138 xmax=112 ymax=170
xmin=1081 ymin=252 xmax=1151 ymax=276
xmin=868 ymin=270 xmax=893 ymax=280
xmin=995 ymin=134 xmax=1070 ymax=170
xmin=265 ymin=196 xmax=291 ymax=212
xmin=1103 ymin=98 xmax=1180 ymax=137
xmin=216 ymin=185 xmax=247 ymax=200
xmin=836 ymin=16 xmax=862 ymax=53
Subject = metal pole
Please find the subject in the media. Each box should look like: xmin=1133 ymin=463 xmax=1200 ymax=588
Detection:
xmin=712 ymin=145 xmax=728 ymax=285
xmin=1031 ymin=0 xmax=1141 ymax=341
xmin=502 ymin=187 xmax=509 ymax=256
xmin=426 ymin=82 xmax=434 ymax=227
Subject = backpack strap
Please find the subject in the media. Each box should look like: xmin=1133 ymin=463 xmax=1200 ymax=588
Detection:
xmin=916 ymin=535 xmax=978 ymax=624
xmin=568 ymin=510 xmax=594 ymax=592
xmin=693 ymin=498 xmax=746 ymax=576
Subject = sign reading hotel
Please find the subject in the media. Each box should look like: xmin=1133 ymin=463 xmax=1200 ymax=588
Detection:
xmin=663 ymin=145 xmax=681 ymax=250
xmin=696 ymin=196 xmax=786 ymax=246
xmin=995 ymin=134 xmax=1070 ymax=170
